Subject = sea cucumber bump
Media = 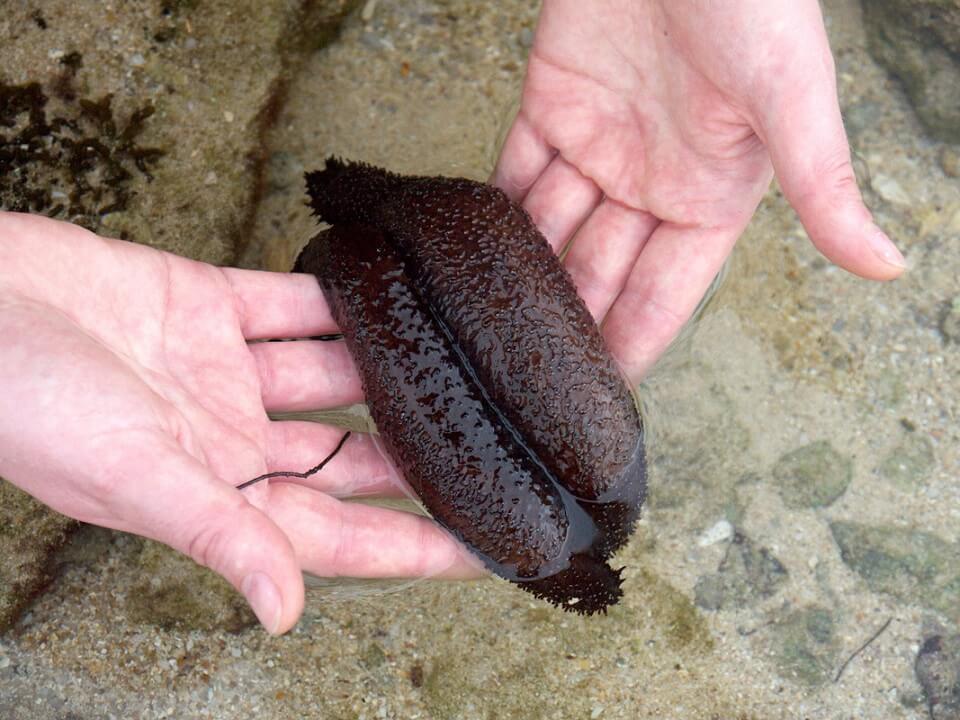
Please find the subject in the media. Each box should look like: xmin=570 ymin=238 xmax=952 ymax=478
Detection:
xmin=296 ymin=158 xmax=647 ymax=613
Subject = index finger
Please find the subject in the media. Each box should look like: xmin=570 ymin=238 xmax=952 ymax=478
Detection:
xmin=220 ymin=267 xmax=337 ymax=340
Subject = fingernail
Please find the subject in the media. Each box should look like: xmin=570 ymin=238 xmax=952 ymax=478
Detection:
xmin=868 ymin=228 xmax=906 ymax=269
xmin=241 ymin=572 xmax=282 ymax=634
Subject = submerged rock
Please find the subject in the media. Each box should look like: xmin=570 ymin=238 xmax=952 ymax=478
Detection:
xmin=878 ymin=431 xmax=936 ymax=487
xmin=830 ymin=521 xmax=960 ymax=621
xmin=862 ymin=0 xmax=960 ymax=143
xmin=916 ymin=628 xmax=960 ymax=720
xmin=694 ymin=532 xmax=788 ymax=611
xmin=772 ymin=440 xmax=852 ymax=509
xmin=940 ymin=296 xmax=960 ymax=344
xmin=0 ymin=1 xmax=360 ymax=263
xmin=768 ymin=605 xmax=839 ymax=687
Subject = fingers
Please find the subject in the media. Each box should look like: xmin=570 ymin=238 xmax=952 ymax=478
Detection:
xmin=491 ymin=111 xmax=555 ymax=202
xmin=602 ymin=222 xmax=740 ymax=384
xmin=220 ymin=267 xmax=337 ymax=340
xmin=265 ymin=420 xmax=406 ymax=498
xmin=260 ymin=483 xmax=486 ymax=581
xmin=101 ymin=439 xmax=306 ymax=635
xmin=250 ymin=339 xmax=363 ymax=412
xmin=563 ymin=199 xmax=659 ymax=321
xmin=522 ymin=156 xmax=603 ymax=253
xmin=758 ymin=79 xmax=906 ymax=280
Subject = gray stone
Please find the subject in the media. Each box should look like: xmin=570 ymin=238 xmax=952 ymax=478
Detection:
xmin=694 ymin=532 xmax=788 ymax=611
xmin=916 ymin=630 xmax=960 ymax=720
xmin=769 ymin=606 xmax=839 ymax=687
xmin=772 ymin=440 xmax=853 ymax=509
xmin=940 ymin=296 xmax=960 ymax=343
xmin=862 ymin=0 xmax=960 ymax=143
xmin=879 ymin=431 xmax=936 ymax=486
xmin=831 ymin=521 xmax=960 ymax=621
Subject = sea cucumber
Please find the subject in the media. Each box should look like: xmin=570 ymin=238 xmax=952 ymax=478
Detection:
xmin=295 ymin=159 xmax=646 ymax=613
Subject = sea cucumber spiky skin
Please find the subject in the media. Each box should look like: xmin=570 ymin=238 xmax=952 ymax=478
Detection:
xmin=297 ymin=158 xmax=647 ymax=613
xmin=297 ymin=224 xmax=624 ymax=612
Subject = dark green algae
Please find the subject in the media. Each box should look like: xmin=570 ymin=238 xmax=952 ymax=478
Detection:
xmin=295 ymin=158 xmax=647 ymax=614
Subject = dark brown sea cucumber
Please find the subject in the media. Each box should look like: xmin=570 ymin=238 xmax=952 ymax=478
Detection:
xmin=296 ymin=159 xmax=646 ymax=613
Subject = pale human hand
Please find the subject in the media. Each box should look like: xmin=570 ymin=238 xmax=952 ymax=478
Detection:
xmin=0 ymin=212 xmax=479 ymax=635
xmin=495 ymin=0 xmax=906 ymax=382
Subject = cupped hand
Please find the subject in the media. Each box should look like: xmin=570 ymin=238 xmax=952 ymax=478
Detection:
xmin=0 ymin=212 xmax=480 ymax=634
xmin=494 ymin=0 xmax=906 ymax=382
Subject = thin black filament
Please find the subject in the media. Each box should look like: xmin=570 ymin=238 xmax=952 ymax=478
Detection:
xmin=237 ymin=430 xmax=351 ymax=490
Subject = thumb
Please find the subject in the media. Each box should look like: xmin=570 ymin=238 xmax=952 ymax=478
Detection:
xmin=125 ymin=448 xmax=305 ymax=635
xmin=758 ymin=71 xmax=906 ymax=280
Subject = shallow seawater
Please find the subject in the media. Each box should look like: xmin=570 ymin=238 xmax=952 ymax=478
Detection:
xmin=245 ymin=2 xmax=960 ymax=716
xmin=3 ymin=2 xmax=958 ymax=719
xmin=246 ymin=2 xmax=958 ymax=716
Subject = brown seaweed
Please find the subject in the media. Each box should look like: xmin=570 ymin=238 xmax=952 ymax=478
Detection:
xmin=296 ymin=158 xmax=646 ymax=613
xmin=0 ymin=78 xmax=164 ymax=233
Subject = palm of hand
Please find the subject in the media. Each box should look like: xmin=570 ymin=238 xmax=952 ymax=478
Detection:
xmin=495 ymin=0 xmax=903 ymax=382
xmin=4 ymin=228 xmax=274 ymax=527
xmin=516 ymin=21 xmax=772 ymax=228
xmin=0 ymin=213 xmax=478 ymax=634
